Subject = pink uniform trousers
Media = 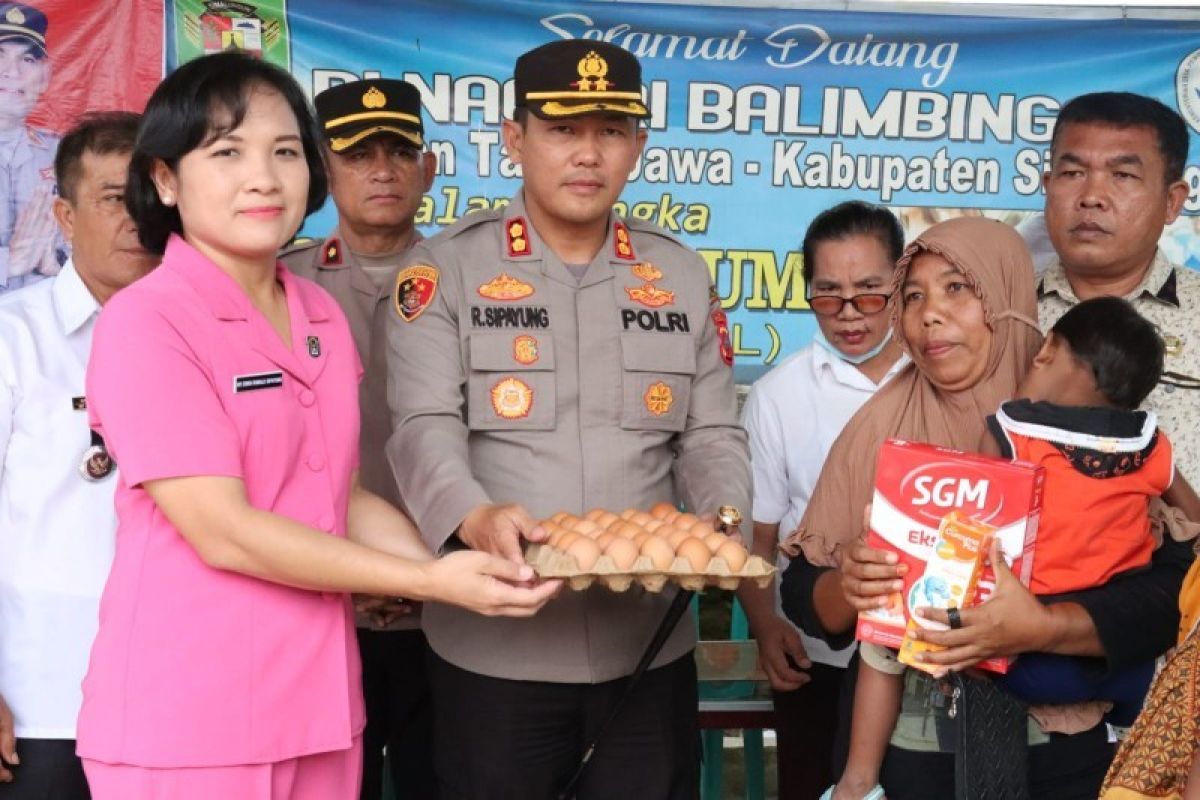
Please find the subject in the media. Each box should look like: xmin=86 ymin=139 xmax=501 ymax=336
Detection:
xmin=82 ymin=737 xmax=362 ymax=800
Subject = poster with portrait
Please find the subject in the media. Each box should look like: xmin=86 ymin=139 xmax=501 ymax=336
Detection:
xmin=0 ymin=0 xmax=162 ymax=295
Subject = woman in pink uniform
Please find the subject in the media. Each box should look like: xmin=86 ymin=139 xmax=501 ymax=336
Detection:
xmin=77 ymin=52 xmax=559 ymax=800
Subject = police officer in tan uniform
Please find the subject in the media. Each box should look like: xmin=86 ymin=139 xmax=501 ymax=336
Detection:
xmin=280 ymin=78 xmax=437 ymax=800
xmin=385 ymin=40 xmax=751 ymax=799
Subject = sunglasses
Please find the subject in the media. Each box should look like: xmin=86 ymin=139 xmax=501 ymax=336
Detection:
xmin=807 ymin=292 xmax=891 ymax=317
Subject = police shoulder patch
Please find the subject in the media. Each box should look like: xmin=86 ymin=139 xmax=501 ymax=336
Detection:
xmin=394 ymin=265 xmax=440 ymax=322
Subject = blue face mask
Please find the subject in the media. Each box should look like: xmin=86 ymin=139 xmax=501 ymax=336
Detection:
xmin=812 ymin=328 xmax=893 ymax=365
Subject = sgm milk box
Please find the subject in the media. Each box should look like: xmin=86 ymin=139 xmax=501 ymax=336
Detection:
xmin=855 ymin=439 xmax=1045 ymax=673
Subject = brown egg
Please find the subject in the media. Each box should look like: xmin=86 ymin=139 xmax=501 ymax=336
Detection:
xmin=629 ymin=511 xmax=654 ymax=527
xmin=619 ymin=507 xmax=638 ymax=520
xmin=649 ymin=502 xmax=677 ymax=520
xmin=674 ymin=512 xmax=701 ymax=530
xmin=665 ymin=527 xmax=693 ymax=549
xmin=663 ymin=510 xmax=681 ymax=524
xmin=605 ymin=537 xmax=640 ymax=570
xmin=573 ymin=520 xmax=601 ymax=537
xmin=565 ymin=537 xmax=602 ymax=571
xmin=640 ymin=536 xmax=675 ymax=570
xmin=584 ymin=508 xmax=606 ymax=522
xmin=632 ymin=531 xmax=654 ymax=547
xmin=597 ymin=511 xmax=620 ymax=529
xmin=558 ymin=514 xmax=581 ymax=529
xmin=612 ymin=521 xmax=641 ymax=539
xmin=689 ymin=519 xmax=715 ymax=539
xmin=594 ymin=531 xmax=616 ymax=550
xmin=642 ymin=519 xmax=665 ymax=533
xmin=553 ymin=530 xmax=580 ymax=551
xmin=550 ymin=511 xmax=569 ymax=525
xmin=676 ymin=537 xmax=712 ymax=572
xmin=703 ymin=532 xmax=729 ymax=553
xmin=715 ymin=539 xmax=749 ymax=571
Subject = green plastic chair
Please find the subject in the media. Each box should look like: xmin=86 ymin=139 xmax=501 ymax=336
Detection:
xmin=696 ymin=597 xmax=769 ymax=800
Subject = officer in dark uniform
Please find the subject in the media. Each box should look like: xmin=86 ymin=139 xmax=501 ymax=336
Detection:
xmin=385 ymin=40 xmax=751 ymax=799
xmin=280 ymin=78 xmax=437 ymax=800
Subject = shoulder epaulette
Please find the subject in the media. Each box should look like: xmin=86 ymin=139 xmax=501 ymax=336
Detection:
xmin=279 ymin=237 xmax=320 ymax=258
xmin=622 ymin=215 xmax=685 ymax=247
xmin=434 ymin=207 xmax=503 ymax=244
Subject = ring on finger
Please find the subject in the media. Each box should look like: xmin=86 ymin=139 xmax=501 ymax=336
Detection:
xmin=947 ymin=606 xmax=963 ymax=630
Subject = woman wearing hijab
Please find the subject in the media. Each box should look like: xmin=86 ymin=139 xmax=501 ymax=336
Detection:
xmin=779 ymin=216 xmax=1194 ymax=799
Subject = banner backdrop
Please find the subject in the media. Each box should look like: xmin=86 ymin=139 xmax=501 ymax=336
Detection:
xmin=0 ymin=0 xmax=163 ymax=295
xmin=166 ymin=2 xmax=1200 ymax=376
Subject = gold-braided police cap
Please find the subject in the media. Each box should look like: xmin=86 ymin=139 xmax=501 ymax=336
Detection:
xmin=514 ymin=40 xmax=648 ymax=120
xmin=314 ymin=78 xmax=424 ymax=153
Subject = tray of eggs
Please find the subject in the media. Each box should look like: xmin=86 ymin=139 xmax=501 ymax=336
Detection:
xmin=525 ymin=502 xmax=775 ymax=592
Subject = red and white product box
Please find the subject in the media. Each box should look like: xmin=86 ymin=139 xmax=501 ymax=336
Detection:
xmin=855 ymin=439 xmax=1045 ymax=673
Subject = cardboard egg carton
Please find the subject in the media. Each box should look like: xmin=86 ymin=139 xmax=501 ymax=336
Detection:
xmin=525 ymin=543 xmax=775 ymax=592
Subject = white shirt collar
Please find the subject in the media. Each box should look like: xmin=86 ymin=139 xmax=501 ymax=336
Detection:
xmin=810 ymin=337 xmax=908 ymax=388
xmin=51 ymin=259 xmax=101 ymax=337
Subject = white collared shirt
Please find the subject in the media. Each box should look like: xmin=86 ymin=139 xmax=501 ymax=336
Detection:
xmin=742 ymin=343 xmax=908 ymax=667
xmin=0 ymin=260 xmax=116 ymax=739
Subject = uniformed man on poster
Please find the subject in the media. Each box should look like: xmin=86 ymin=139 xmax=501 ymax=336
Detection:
xmin=385 ymin=40 xmax=751 ymax=799
xmin=0 ymin=1 xmax=61 ymax=294
xmin=279 ymin=78 xmax=438 ymax=800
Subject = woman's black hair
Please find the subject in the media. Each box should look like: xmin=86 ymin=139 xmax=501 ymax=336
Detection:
xmin=126 ymin=50 xmax=328 ymax=254
xmin=1051 ymin=296 xmax=1164 ymax=410
xmin=801 ymin=201 xmax=905 ymax=285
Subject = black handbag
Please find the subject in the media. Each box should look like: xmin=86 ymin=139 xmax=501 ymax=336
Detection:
xmin=950 ymin=673 xmax=1031 ymax=800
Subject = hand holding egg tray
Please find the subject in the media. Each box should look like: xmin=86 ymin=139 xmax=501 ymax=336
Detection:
xmin=525 ymin=503 xmax=775 ymax=591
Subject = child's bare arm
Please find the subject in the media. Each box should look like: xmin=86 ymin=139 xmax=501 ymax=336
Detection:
xmin=1165 ymin=471 xmax=1200 ymax=522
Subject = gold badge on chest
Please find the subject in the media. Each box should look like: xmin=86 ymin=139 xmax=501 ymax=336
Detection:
xmin=644 ymin=381 xmax=674 ymax=416
xmin=491 ymin=377 xmax=534 ymax=419
xmin=631 ymin=262 xmax=662 ymax=282
xmin=625 ymin=283 xmax=675 ymax=308
xmin=513 ymin=335 xmax=539 ymax=365
xmin=478 ymin=273 xmax=535 ymax=301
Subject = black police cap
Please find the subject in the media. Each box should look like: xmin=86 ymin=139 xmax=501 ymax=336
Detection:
xmin=314 ymin=78 xmax=424 ymax=152
xmin=0 ymin=2 xmax=47 ymax=55
xmin=514 ymin=40 xmax=648 ymax=119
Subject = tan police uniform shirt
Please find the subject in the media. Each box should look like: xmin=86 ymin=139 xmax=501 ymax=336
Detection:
xmin=385 ymin=193 xmax=752 ymax=683
xmin=1038 ymin=249 xmax=1200 ymax=486
xmin=281 ymin=230 xmax=418 ymax=507
xmin=282 ymin=231 xmax=418 ymax=631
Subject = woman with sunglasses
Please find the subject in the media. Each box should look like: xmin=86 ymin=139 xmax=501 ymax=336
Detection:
xmin=739 ymin=201 xmax=907 ymax=798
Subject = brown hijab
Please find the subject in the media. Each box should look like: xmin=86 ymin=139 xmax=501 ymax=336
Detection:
xmin=782 ymin=217 xmax=1043 ymax=566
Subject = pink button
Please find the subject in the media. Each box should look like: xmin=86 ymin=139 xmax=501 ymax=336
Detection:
xmin=308 ymin=453 xmax=325 ymax=471
xmin=298 ymin=389 xmax=316 ymax=407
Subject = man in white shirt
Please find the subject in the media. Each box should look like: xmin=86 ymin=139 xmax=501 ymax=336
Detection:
xmin=739 ymin=201 xmax=908 ymax=799
xmin=0 ymin=112 xmax=157 ymax=799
